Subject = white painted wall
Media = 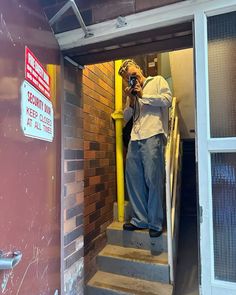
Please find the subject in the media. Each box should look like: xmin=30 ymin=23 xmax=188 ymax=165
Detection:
xmin=169 ymin=48 xmax=195 ymax=139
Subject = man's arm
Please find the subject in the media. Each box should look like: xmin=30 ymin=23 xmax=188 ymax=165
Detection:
xmin=123 ymin=96 xmax=134 ymax=122
xmin=141 ymin=76 xmax=172 ymax=107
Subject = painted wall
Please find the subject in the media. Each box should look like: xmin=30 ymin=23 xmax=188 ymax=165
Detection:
xmin=0 ymin=0 xmax=61 ymax=294
xmin=169 ymin=48 xmax=195 ymax=139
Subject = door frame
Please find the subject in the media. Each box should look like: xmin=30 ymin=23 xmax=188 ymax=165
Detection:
xmin=194 ymin=3 xmax=236 ymax=295
xmin=57 ymin=0 xmax=236 ymax=294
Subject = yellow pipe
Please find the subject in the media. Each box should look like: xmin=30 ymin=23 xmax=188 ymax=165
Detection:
xmin=46 ymin=64 xmax=57 ymax=104
xmin=111 ymin=60 xmax=125 ymax=222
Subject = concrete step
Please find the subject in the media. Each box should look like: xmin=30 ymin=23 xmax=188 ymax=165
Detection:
xmin=107 ymin=222 xmax=167 ymax=253
xmin=86 ymin=271 xmax=173 ymax=295
xmin=97 ymin=245 xmax=169 ymax=283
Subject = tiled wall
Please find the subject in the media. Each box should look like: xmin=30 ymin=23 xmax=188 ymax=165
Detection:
xmin=83 ymin=62 xmax=116 ymax=281
xmin=63 ymin=61 xmax=84 ymax=295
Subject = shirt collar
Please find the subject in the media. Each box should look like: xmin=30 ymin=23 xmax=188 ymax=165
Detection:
xmin=142 ymin=76 xmax=154 ymax=88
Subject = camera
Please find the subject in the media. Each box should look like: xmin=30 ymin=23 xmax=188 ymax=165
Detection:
xmin=128 ymin=75 xmax=137 ymax=88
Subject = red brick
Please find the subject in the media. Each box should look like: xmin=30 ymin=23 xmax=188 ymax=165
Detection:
xmin=85 ymin=222 xmax=95 ymax=234
xmin=89 ymin=175 xmax=101 ymax=185
xmin=84 ymin=150 xmax=96 ymax=159
xmin=84 ymin=203 xmax=96 ymax=217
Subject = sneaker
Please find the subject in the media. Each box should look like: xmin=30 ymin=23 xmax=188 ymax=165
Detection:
xmin=149 ymin=229 xmax=162 ymax=238
xmin=123 ymin=223 xmax=144 ymax=231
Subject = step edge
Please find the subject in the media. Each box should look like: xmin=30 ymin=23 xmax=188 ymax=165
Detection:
xmin=87 ymin=271 xmax=173 ymax=295
xmin=98 ymin=246 xmax=168 ymax=265
xmin=107 ymin=226 xmax=167 ymax=236
xmin=100 ymin=244 xmax=168 ymax=254
xmin=86 ymin=283 xmax=130 ymax=295
xmin=97 ymin=253 xmax=169 ymax=267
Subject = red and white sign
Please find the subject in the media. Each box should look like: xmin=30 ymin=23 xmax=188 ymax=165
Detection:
xmin=25 ymin=47 xmax=51 ymax=99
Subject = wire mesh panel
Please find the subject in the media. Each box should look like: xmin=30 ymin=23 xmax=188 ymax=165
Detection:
xmin=211 ymin=153 xmax=236 ymax=282
xmin=208 ymin=12 xmax=236 ymax=138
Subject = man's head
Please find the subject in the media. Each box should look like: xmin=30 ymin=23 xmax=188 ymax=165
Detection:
xmin=118 ymin=59 xmax=145 ymax=87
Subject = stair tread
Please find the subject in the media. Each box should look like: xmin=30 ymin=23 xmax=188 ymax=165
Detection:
xmin=108 ymin=222 xmax=167 ymax=236
xmin=99 ymin=244 xmax=168 ymax=265
xmin=88 ymin=271 xmax=173 ymax=295
xmin=107 ymin=222 xmax=167 ymax=253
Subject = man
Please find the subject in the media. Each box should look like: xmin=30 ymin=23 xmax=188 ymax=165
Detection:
xmin=118 ymin=59 xmax=172 ymax=237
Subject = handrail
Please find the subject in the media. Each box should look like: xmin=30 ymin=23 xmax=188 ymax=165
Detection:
xmin=165 ymin=146 xmax=173 ymax=283
xmin=165 ymin=96 xmax=181 ymax=283
xmin=171 ymin=132 xmax=180 ymax=236
xmin=170 ymin=116 xmax=178 ymax=194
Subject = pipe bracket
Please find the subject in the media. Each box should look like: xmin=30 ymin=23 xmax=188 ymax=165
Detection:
xmin=111 ymin=111 xmax=124 ymax=120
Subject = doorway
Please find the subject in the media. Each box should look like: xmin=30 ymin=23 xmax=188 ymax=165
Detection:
xmin=124 ymin=48 xmax=198 ymax=295
xmin=82 ymin=44 xmax=199 ymax=293
xmin=61 ymin=2 xmax=236 ymax=293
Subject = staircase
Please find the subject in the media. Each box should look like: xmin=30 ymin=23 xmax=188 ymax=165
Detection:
xmin=86 ymin=97 xmax=181 ymax=294
xmin=86 ymin=222 xmax=173 ymax=295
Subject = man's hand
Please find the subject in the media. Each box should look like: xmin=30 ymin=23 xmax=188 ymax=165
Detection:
xmin=133 ymin=80 xmax=143 ymax=98
xmin=125 ymin=80 xmax=143 ymax=108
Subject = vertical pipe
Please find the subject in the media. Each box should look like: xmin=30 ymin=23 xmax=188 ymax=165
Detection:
xmin=112 ymin=60 xmax=125 ymax=222
xmin=47 ymin=64 xmax=56 ymax=104
xmin=114 ymin=60 xmax=123 ymax=111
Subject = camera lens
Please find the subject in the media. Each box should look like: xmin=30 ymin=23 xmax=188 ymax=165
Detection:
xmin=129 ymin=75 xmax=137 ymax=88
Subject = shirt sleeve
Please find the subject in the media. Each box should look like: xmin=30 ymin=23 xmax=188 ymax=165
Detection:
xmin=141 ymin=76 xmax=172 ymax=107
xmin=123 ymin=96 xmax=134 ymax=122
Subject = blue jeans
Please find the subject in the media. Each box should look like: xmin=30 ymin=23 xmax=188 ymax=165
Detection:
xmin=126 ymin=134 xmax=165 ymax=231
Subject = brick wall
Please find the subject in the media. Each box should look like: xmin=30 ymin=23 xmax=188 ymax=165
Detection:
xmin=63 ymin=59 xmax=116 ymax=291
xmin=63 ymin=61 xmax=84 ymax=295
xmin=83 ymin=62 xmax=116 ymax=282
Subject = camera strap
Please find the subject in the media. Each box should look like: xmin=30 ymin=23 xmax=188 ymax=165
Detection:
xmin=133 ymin=95 xmax=140 ymax=123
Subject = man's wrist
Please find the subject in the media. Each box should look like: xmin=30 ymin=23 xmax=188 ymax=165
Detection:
xmin=128 ymin=95 xmax=135 ymax=108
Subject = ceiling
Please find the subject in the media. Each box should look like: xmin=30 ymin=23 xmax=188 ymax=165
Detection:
xmin=39 ymin=1 xmax=193 ymax=65
xmin=66 ymin=22 xmax=193 ymax=65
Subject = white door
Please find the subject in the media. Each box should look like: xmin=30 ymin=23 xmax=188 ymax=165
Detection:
xmin=194 ymin=4 xmax=236 ymax=295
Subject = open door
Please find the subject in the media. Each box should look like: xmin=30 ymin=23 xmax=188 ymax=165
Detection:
xmin=0 ymin=1 xmax=61 ymax=294
xmin=195 ymin=4 xmax=236 ymax=295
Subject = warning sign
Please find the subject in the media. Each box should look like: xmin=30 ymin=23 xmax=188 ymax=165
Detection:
xmin=21 ymin=80 xmax=54 ymax=142
xmin=25 ymin=47 xmax=51 ymax=99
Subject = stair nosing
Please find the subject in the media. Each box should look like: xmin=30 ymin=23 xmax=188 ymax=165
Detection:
xmin=87 ymin=271 xmax=173 ymax=295
xmin=98 ymin=245 xmax=168 ymax=266
xmin=107 ymin=222 xmax=167 ymax=235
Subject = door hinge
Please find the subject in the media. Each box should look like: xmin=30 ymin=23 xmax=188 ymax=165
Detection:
xmin=200 ymin=206 xmax=203 ymax=223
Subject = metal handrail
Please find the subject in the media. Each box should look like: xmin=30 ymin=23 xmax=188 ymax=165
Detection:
xmin=165 ymin=97 xmax=181 ymax=283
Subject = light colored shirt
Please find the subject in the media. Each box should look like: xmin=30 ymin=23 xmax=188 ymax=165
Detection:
xmin=123 ymin=75 xmax=172 ymax=141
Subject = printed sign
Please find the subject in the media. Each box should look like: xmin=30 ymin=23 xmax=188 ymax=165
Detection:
xmin=25 ymin=47 xmax=51 ymax=99
xmin=21 ymin=80 xmax=54 ymax=142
